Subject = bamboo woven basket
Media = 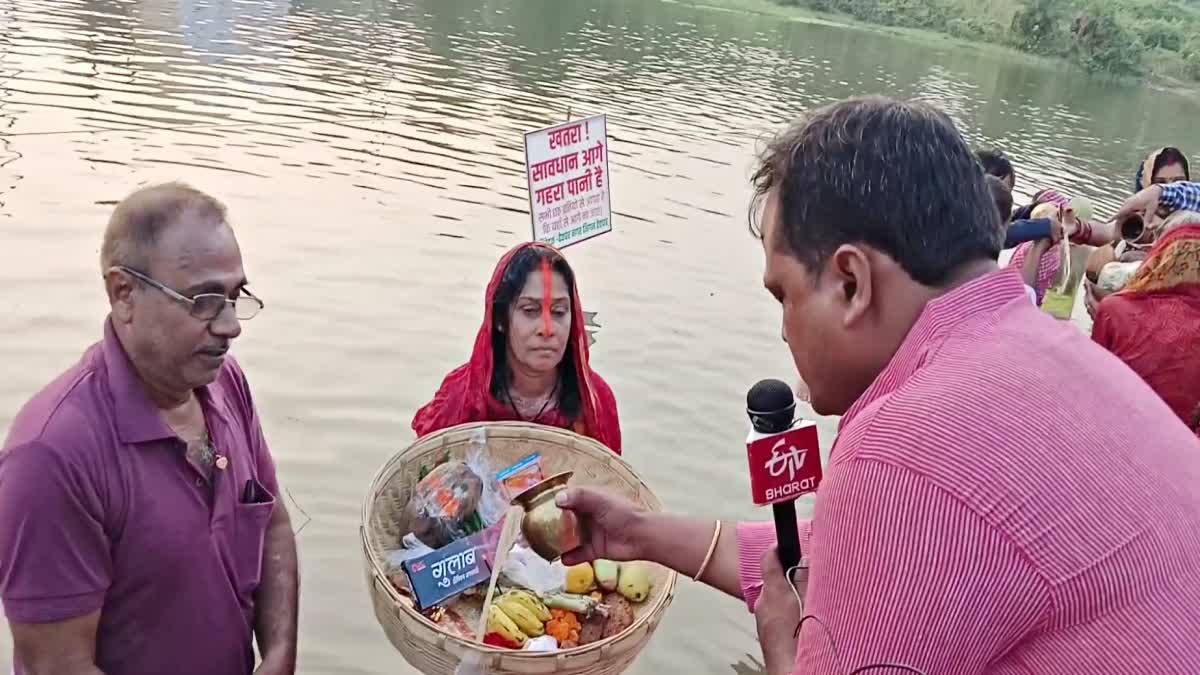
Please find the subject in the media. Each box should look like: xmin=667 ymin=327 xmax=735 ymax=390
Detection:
xmin=361 ymin=421 xmax=678 ymax=675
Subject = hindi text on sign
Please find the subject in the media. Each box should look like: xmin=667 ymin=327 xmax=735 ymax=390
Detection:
xmin=524 ymin=113 xmax=612 ymax=248
xmin=534 ymin=181 xmax=566 ymax=206
xmin=531 ymin=152 xmax=580 ymax=183
xmin=548 ymin=123 xmax=585 ymax=149
xmin=582 ymin=141 xmax=604 ymax=166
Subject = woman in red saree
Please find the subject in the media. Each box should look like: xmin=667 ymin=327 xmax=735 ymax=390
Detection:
xmin=412 ymin=242 xmax=622 ymax=453
xmin=1091 ymin=210 xmax=1200 ymax=425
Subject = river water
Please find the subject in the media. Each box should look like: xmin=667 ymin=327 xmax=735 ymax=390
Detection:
xmin=1 ymin=0 xmax=1197 ymax=672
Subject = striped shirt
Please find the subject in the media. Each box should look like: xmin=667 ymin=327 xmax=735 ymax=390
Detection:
xmin=1003 ymin=188 xmax=1071 ymax=306
xmin=737 ymin=268 xmax=1200 ymax=674
xmin=1006 ymin=241 xmax=1060 ymax=306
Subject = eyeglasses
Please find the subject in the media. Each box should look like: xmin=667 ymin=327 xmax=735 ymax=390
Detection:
xmin=112 ymin=266 xmax=264 ymax=321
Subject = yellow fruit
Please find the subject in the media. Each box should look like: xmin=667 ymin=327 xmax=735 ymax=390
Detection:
xmin=496 ymin=598 xmax=545 ymax=637
xmin=499 ymin=590 xmax=551 ymax=622
xmin=565 ymin=562 xmax=596 ymax=594
xmin=617 ymin=562 xmax=651 ymax=603
xmin=487 ymin=604 xmax=528 ymax=645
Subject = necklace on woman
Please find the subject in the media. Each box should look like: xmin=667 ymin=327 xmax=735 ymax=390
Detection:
xmin=506 ymin=380 xmax=559 ymax=423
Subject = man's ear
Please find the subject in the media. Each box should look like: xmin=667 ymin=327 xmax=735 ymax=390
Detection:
xmin=829 ymin=245 xmax=873 ymax=328
xmin=105 ymin=269 xmax=136 ymax=323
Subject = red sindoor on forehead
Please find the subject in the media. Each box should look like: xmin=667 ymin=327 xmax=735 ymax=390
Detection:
xmin=541 ymin=257 xmax=554 ymax=336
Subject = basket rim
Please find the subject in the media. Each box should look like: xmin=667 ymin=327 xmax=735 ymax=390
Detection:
xmin=360 ymin=420 xmax=679 ymax=659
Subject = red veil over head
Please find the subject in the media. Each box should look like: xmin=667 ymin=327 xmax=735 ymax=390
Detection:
xmin=411 ymin=242 xmax=622 ymax=454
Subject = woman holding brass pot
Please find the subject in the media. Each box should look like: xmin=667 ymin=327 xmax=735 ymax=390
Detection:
xmin=1084 ymin=149 xmax=1192 ymax=314
xmin=1084 ymin=180 xmax=1200 ymax=317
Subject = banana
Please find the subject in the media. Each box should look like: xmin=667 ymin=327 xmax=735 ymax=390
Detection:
xmin=496 ymin=598 xmax=545 ymax=637
xmin=499 ymin=590 xmax=551 ymax=622
xmin=487 ymin=604 xmax=528 ymax=646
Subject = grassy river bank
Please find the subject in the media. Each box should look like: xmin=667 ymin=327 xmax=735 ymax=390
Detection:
xmin=668 ymin=0 xmax=1200 ymax=90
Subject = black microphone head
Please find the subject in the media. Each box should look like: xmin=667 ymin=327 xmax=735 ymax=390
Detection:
xmin=747 ymin=379 xmax=796 ymax=434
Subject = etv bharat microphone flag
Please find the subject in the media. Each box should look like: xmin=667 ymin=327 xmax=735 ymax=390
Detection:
xmin=746 ymin=421 xmax=822 ymax=506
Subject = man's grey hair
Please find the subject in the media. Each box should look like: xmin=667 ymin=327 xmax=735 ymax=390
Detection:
xmin=100 ymin=182 xmax=228 ymax=274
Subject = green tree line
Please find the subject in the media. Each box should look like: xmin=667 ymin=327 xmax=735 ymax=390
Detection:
xmin=774 ymin=0 xmax=1200 ymax=81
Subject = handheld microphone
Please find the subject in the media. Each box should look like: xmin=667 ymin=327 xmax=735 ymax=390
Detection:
xmin=746 ymin=379 xmax=823 ymax=570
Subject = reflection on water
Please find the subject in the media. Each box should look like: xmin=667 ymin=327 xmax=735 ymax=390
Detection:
xmin=140 ymin=0 xmax=293 ymax=62
xmin=1 ymin=0 xmax=1197 ymax=672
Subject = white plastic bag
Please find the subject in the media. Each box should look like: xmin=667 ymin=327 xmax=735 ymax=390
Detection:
xmin=499 ymin=544 xmax=566 ymax=596
xmin=384 ymin=534 xmax=435 ymax=570
xmin=524 ymin=636 xmax=559 ymax=652
xmin=465 ymin=427 xmax=508 ymax=528
xmin=1097 ymin=261 xmax=1142 ymax=295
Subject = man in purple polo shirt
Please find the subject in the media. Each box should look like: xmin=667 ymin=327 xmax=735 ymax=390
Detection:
xmin=0 ymin=183 xmax=299 ymax=675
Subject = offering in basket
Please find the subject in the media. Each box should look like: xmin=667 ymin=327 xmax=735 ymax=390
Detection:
xmin=362 ymin=422 xmax=676 ymax=675
xmin=402 ymin=532 xmax=492 ymax=611
xmin=497 ymin=452 xmax=545 ymax=500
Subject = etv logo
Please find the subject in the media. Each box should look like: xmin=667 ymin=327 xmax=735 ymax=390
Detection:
xmin=765 ymin=438 xmax=807 ymax=482
xmin=747 ymin=421 xmax=822 ymax=506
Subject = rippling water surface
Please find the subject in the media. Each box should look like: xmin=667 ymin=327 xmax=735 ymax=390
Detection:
xmin=2 ymin=0 xmax=1197 ymax=672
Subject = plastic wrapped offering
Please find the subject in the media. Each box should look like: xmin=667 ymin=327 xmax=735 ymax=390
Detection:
xmin=1097 ymin=261 xmax=1142 ymax=295
xmin=401 ymin=460 xmax=483 ymax=549
xmin=497 ymin=453 xmax=545 ymax=501
xmin=465 ymin=428 xmax=509 ymax=528
xmin=499 ymin=544 xmax=567 ymax=596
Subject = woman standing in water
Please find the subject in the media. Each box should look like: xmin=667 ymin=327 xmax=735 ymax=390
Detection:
xmin=412 ymin=241 xmax=622 ymax=453
xmin=1091 ymin=209 xmax=1200 ymax=425
xmin=1134 ymin=146 xmax=1190 ymax=191
xmin=1085 ymin=147 xmax=1190 ymax=313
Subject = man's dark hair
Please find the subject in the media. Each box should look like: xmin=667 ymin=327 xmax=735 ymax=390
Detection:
xmin=751 ymin=96 xmax=1002 ymax=286
xmin=985 ymin=174 xmax=1013 ymax=225
xmin=976 ymin=148 xmax=1014 ymax=182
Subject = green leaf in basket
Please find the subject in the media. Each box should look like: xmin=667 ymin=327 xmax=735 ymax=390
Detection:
xmin=461 ymin=510 xmax=485 ymax=535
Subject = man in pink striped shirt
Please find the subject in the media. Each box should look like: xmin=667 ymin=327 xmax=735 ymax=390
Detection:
xmin=558 ymin=97 xmax=1200 ymax=673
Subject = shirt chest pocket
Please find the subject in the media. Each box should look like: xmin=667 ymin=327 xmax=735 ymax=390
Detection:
xmin=231 ymin=480 xmax=275 ymax=597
